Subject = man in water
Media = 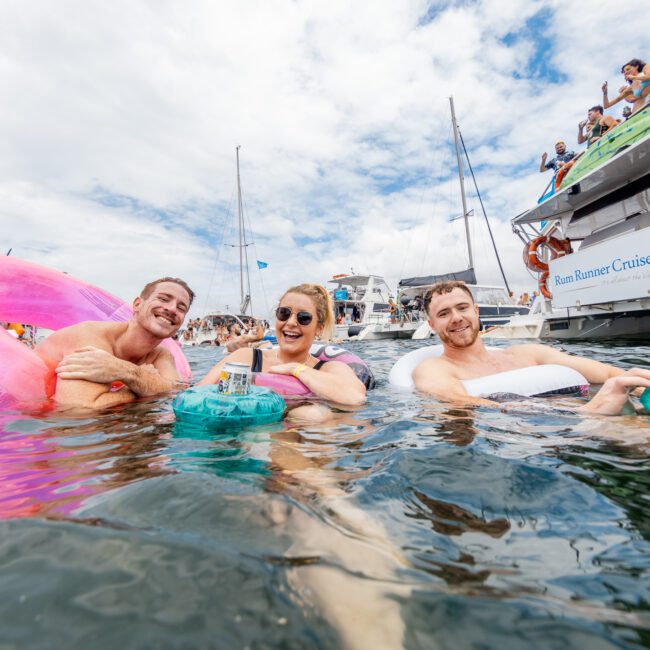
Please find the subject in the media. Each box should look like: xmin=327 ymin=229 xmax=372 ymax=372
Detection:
xmin=539 ymin=140 xmax=575 ymax=173
xmin=413 ymin=281 xmax=650 ymax=415
xmin=37 ymin=277 xmax=194 ymax=408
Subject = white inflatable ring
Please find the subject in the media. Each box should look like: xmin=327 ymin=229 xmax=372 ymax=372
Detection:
xmin=388 ymin=345 xmax=589 ymax=398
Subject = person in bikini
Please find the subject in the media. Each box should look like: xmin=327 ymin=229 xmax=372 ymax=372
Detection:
xmin=602 ymin=58 xmax=650 ymax=116
xmin=199 ymin=283 xmax=366 ymax=420
xmin=413 ymin=281 xmax=650 ymax=416
xmin=37 ymin=277 xmax=194 ymax=408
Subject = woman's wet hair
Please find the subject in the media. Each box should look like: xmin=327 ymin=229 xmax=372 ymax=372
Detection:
xmin=280 ymin=284 xmax=335 ymax=340
xmin=622 ymin=59 xmax=646 ymax=74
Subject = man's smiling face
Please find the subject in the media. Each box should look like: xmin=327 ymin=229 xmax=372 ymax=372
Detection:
xmin=133 ymin=281 xmax=190 ymax=338
xmin=427 ymin=287 xmax=480 ymax=348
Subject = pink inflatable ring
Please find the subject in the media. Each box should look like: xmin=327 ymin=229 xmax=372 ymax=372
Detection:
xmin=252 ymin=342 xmax=375 ymax=396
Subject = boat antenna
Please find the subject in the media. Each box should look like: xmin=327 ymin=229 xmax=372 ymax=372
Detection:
xmin=5 ymin=248 xmax=11 ymax=256
xmin=458 ymin=129 xmax=511 ymax=294
xmin=449 ymin=96 xmax=474 ymax=271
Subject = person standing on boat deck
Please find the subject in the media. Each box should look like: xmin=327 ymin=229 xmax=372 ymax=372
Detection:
xmin=602 ymin=59 xmax=650 ymax=115
xmin=36 ymin=278 xmax=194 ymax=409
xmin=539 ymin=141 xmax=575 ymax=173
xmin=413 ymin=281 xmax=650 ymax=416
xmin=577 ymin=113 xmax=596 ymax=145
xmin=199 ymin=284 xmax=366 ymax=422
xmin=584 ymin=105 xmax=620 ymax=147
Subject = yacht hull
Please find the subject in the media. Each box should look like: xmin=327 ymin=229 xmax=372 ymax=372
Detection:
xmin=484 ymin=307 xmax=650 ymax=341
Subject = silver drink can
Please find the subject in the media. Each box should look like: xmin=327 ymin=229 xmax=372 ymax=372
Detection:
xmin=218 ymin=362 xmax=251 ymax=395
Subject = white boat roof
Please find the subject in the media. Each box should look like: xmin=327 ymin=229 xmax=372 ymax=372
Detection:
xmin=512 ymin=135 xmax=650 ymax=226
xmin=329 ymin=274 xmax=390 ymax=287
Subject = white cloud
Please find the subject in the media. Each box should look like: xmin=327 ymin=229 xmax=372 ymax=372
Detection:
xmin=0 ymin=0 xmax=647 ymax=317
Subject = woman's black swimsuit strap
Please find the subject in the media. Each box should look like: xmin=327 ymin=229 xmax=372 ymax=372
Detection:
xmin=251 ymin=349 xmax=327 ymax=373
xmin=251 ymin=347 xmax=264 ymax=373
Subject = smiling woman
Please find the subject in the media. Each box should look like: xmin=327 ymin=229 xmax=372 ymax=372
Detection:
xmin=198 ymin=284 xmax=367 ymax=421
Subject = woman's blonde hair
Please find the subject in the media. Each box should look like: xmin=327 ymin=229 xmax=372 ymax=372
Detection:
xmin=280 ymin=284 xmax=335 ymax=340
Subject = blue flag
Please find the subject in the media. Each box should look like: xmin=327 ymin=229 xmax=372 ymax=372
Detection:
xmin=256 ymin=260 xmax=268 ymax=269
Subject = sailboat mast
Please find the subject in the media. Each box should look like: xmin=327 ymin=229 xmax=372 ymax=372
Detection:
xmin=449 ymin=96 xmax=474 ymax=270
xmin=236 ymin=146 xmax=244 ymax=309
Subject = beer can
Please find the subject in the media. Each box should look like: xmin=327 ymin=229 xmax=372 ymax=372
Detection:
xmin=218 ymin=362 xmax=251 ymax=395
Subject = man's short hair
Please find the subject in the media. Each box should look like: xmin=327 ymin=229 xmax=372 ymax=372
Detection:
xmin=589 ymin=105 xmax=604 ymax=115
xmin=424 ymin=281 xmax=474 ymax=314
xmin=140 ymin=277 xmax=195 ymax=306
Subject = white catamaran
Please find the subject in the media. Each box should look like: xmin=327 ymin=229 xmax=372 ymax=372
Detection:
xmin=404 ymin=96 xmax=529 ymax=340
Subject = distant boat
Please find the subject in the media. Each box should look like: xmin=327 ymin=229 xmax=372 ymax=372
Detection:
xmin=400 ymin=96 xmax=528 ymax=339
xmin=328 ymin=273 xmax=421 ymax=341
xmin=181 ymin=147 xmax=267 ymax=347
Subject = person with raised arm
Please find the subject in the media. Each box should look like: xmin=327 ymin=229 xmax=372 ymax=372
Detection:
xmin=602 ymin=58 xmax=650 ymax=115
xmin=199 ymin=284 xmax=366 ymax=420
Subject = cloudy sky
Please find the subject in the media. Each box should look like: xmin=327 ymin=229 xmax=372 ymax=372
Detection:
xmin=1 ymin=0 xmax=646 ymax=317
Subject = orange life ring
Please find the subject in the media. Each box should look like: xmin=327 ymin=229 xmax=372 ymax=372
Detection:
xmin=332 ymin=274 xmax=347 ymax=279
xmin=554 ymin=160 xmax=575 ymax=190
xmin=524 ymin=236 xmax=572 ymax=272
xmin=524 ymin=236 xmax=551 ymax=272
xmin=539 ymin=271 xmax=552 ymax=299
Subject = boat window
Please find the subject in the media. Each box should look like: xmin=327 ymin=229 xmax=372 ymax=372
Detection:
xmin=470 ymin=287 xmax=509 ymax=305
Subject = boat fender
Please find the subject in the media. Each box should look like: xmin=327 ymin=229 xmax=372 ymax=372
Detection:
xmin=172 ymin=385 xmax=285 ymax=429
xmin=388 ymin=345 xmax=589 ymax=398
xmin=0 ymin=257 xmax=191 ymax=408
xmin=253 ymin=343 xmax=375 ymax=396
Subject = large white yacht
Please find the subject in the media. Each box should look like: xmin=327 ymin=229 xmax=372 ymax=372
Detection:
xmin=486 ymin=104 xmax=650 ymax=340
xmin=329 ymin=273 xmax=422 ymax=340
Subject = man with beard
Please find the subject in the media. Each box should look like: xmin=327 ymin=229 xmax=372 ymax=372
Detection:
xmin=539 ymin=140 xmax=575 ymax=173
xmin=413 ymin=281 xmax=650 ymax=415
xmin=37 ymin=277 xmax=194 ymax=408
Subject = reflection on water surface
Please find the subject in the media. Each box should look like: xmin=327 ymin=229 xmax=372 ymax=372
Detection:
xmin=0 ymin=339 xmax=649 ymax=649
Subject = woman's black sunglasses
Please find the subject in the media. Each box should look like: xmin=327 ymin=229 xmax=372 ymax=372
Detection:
xmin=275 ymin=306 xmax=314 ymax=326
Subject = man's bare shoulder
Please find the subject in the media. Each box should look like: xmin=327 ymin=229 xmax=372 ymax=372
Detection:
xmin=501 ymin=343 xmax=549 ymax=361
xmin=413 ymin=355 xmax=458 ymax=379
xmin=36 ymin=322 xmax=124 ymax=360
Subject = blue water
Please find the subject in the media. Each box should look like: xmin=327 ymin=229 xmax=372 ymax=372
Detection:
xmin=0 ymin=339 xmax=649 ymax=649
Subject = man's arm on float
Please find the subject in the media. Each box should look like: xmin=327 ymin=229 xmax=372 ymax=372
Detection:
xmin=56 ymin=345 xmax=181 ymax=397
xmin=412 ymin=358 xmax=496 ymax=407
xmin=515 ymin=344 xmax=624 ymax=383
xmin=37 ymin=330 xmax=137 ymax=408
xmin=577 ymin=369 xmax=650 ymax=416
